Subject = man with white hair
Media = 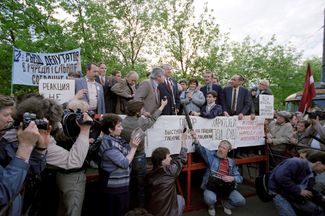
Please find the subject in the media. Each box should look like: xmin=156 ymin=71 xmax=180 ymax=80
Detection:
xmin=158 ymin=64 xmax=180 ymax=115
xmin=111 ymin=71 xmax=139 ymax=114
xmin=252 ymin=79 xmax=272 ymax=115
xmin=134 ymin=67 xmax=165 ymax=115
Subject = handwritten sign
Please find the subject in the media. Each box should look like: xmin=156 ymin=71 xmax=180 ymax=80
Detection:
xmin=39 ymin=79 xmax=75 ymax=104
xmin=144 ymin=115 xmax=265 ymax=156
xmin=259 ymin=95 xmax=274 ymax=119
xmin=12 ymin=47 xmax=81 ymax=86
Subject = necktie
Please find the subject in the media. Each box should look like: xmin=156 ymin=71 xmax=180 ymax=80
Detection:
xmin=231 ymin=88 xmax=237 ymax=113
xmin=166 ymin=79 xmax=172 ymax=93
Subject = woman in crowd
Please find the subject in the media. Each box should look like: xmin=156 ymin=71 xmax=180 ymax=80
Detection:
xmin=99 ymin=114 xmax=141 ymax=216
xmin=180 ymin=78 xmax=205 ymax=114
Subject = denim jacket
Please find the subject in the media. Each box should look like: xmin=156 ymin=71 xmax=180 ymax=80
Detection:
xmin=194 ymin=141 xmax=243 ymax=190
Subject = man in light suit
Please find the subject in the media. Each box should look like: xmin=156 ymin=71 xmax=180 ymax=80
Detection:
xmin=158 ymin=63 xmax=180 ymax=115
xmin=75 ymin=63 xmax=106 ymax=114
xmin=223 ymin=74 xmax=252 ymax=120
xmin=134 ymin=67 xmax=165 ymax=115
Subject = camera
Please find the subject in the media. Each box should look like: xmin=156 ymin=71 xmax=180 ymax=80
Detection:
xmin=23 ymin=112 xmax=48 ymax=130
xmin=62 ymin=109 xmax=95 ymax=138
xmin=305 ymin=111 xmax=325 ymax=120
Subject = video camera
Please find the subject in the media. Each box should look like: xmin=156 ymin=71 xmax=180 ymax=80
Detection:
xmin=305 ymin=111 xmax=325 ymax=120
xmin=23 ymin=112 xmax=49 ymax=130
xmin=62 ymin=109 xmax=96 ymax=138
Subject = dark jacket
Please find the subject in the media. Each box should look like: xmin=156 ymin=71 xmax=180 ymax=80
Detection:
xmin=223 ymin=86 xmax=252 ymax=115
xmin=251 ymin=88 xmax=272 ymax=115
xmin=200 ymin=104 xmax=223 ymax=119
xmin=145 ymin=147 xmax=187 ymax=216
xmin=269 ymin=157 xmax=312 ymax=200
xmin=158 ymin=78 xmax=180 ymax=115
xmin=0 ymin=136 xmax=46 ymax=216
xmin=200 ymin=84 xmax=225 ymax=111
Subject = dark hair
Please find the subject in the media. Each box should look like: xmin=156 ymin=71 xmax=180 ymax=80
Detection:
xmin=15 ymin=96 xmax=63 ymax=128
xmin=0 ymin=95 xmax=15 ymax=111
xmin=112 ymin=70 xmax=121 ymax=76
xmin=101 ymin=113 xmax=122 ymax=135
xmin=126 ymin=100 xmax=144 ymax=116
xmin=68 ymin=71 xmax=81 ymax=78
xmin=188 ymin=79 xmax=198 ymax=86
xmin=207 ymin=90 xmax=218 ymax=98
xmin=307 ymin=151 xmax=325 ymax=164
xmin=151 ymin=147 xmax=170 ymax=168
xmin=85 ymin=63 xmax=96 ymax=71
xmin=179 ymin=79 xmax=188 ymax=85
xmin=297 ymin=120 xmax=309 ymax=129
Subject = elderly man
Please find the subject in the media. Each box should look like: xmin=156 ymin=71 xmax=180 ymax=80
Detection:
xmin=75 ymin=63 xmax=105 ymax=114
xmin=251 ymin=79 xmax=272 ymax=115
xmin=191 ymin=130 xmax=246 ymax=216
xmin=158 ymin=64 xmax=180 ymax=115
xmin=134 ymin=67 xmax=165 ymax=115
xmin=111 ymin=71 xmax=139 ymax=114
xmin=266 ymin=111 xmax=294 ymax=166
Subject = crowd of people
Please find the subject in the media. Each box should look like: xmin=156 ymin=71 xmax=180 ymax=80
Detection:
xmin=0 ymin=62 xmax=324 ymax=216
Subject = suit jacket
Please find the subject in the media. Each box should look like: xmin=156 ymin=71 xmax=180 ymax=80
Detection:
xmin=200 ymin=104 xmax=223 ymax=119
xmin=111 ymin=79 xmax=136 ymax=114
xmin=134 ymin=79 xmax=160 ymax=115
xmin=223 ymin=86 xmax=251 ymax=115
xmin=158 ymin=78 xmax=180 ymax=115
xmin=95 ymin=75 xmax=113 ymax=113
xmin=200 ymin=84 xmax=225 ymax=111
xmin=75 ymin=77 xmax=106 ymax=114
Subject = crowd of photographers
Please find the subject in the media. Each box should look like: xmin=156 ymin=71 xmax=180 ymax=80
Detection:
xmin=0 ymin=62 xmax=325 ymax=216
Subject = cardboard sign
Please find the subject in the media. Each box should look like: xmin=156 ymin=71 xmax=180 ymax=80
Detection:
xmin=39 ymin=79 xmax=75 ymax=104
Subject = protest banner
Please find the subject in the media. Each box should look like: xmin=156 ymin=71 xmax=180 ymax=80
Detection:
xmin=12 ymin=47 xmax=81 ymax=86
xmin=259 ymin=95 xmax=274 ymax=119
xmin=39 ymin=79 xmax=75 ymax=104
xmin=144 ymin=115 xmax=265 ymax=156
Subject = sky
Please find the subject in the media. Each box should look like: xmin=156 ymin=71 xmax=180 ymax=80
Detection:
xmin=194 ymin=0 xmax=325 ymax=59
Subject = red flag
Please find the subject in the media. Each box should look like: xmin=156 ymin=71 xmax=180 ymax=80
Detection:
xmin=298 ymin=63 xmax=316 ymax=112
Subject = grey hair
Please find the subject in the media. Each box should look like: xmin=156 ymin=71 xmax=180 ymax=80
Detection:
xmin=219 ymin=140 xmax=232 ymax=151
xmin=150 ymin=67 xmax=164 ymax=79
xmin=259 ymin=79 xmax=270 ymax=87
xmin=127 ymin=71 xmax=139 ymax=79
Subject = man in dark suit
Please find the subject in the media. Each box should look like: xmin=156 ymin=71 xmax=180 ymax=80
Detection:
xmin=223 ymin=74 xmax=252 ymax=120
xmin=200 ymin=71 xmax=225 ymax=111
xmin=158 ymin=64 xmax=180 ymax=115
xmin=75 ymin=63 xmax=105 ymax=114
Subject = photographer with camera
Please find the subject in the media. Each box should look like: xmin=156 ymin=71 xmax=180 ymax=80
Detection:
xmin=8 ymin=96 xmax=92 ymax=216
xmin=303 ymin=111 xmax=325 ymax=150
xmin=55 ymin=99 xmax=95 ymax=216
xmin=191 ymin=130 xmax=245 ymax=216
xmin=0 ymin=94 xmax=51 ymax=216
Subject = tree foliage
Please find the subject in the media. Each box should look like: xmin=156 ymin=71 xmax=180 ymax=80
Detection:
xmin=0 ymin=0 xmax=322 ymax=108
